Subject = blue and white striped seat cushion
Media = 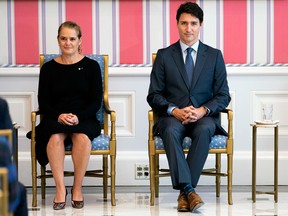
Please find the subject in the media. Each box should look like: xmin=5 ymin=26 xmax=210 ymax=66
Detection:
xmin=65 ymin=134 xmax=110 ymax=151
xmin=154 ymin=135 xmax=227 ymax=150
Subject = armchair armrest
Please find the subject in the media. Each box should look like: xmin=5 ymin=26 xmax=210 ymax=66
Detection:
xmin=102 ymin=99 xmax=116 ymax=148
xmin=220 ymin=109 xmax=233 ymax=154
xmin=30 ymin=111 xmax=41 ymax=165
xmin=148 ymin=110 xmax=155 ymax=141
xmin=103 ymin=98 xmax=116 ymax=123
xmin=221 ymin=109 xmax=233 ymax=137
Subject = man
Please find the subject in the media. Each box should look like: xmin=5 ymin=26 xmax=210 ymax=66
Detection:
xmin=147 ymin=2 xmax=230 ymax=212
xmin=0 ymin=97 xmax=28 ymax=216
xmin=0 ymin=97 xmax=13 ymax=130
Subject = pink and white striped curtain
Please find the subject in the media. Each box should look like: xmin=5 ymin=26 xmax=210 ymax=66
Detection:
xmin=0 ymin=0 xmax=287 ymax=66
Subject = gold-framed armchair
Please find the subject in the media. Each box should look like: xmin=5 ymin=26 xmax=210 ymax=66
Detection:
xmin=148 ymin=53 xmax=234 ymax=206
xmin=30 ymin=54 xmax=116 ymax=207
xmin=0 ymin=167 xmax=9 ymax=216
xmin=0 ymin=129 xmax=13 ymax=216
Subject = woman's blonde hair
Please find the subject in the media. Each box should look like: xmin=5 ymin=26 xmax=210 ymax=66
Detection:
xmin=57 ymin=21 xmax=82 ymax=39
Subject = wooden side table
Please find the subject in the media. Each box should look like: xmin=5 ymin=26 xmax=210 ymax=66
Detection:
xmin=250 ymin=122 xmax=279 ymax=203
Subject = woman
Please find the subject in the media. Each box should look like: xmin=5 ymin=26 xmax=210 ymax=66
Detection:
xmin=37 ymin=21 xmax=102 ymax=210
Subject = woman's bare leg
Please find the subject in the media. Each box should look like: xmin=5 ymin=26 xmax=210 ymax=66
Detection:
xmin=71 ymin=133 xmax=91 ymax=201
xmin=46 ymin=133 xmax=67 ymax=202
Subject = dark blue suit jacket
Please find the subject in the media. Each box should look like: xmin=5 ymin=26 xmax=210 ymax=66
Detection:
xmin=147 ymin=40 xmax=231 ymax=135
xmin=0 ymin=97 xmax=13 ymax=130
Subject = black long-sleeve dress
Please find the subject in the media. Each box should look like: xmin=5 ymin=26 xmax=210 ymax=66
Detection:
xmin=36 ymin=56 xmax=103 ymax=166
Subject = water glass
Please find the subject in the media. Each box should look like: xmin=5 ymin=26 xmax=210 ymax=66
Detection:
xmin=262 ymin=104 xmax=273 ymax=122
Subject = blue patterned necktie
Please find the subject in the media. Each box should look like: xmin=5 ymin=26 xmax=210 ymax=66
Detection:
xmin=185 ymin=47 xmax=194 ymax=85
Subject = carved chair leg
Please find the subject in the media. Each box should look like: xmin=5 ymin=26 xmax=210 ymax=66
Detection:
xmin=149 ymin=154 xmax=155 ymax=206
xmin=155 ymin=154 xmax=160 ymax=198
xmin=110 ymin=155 xmax=116 ymax=206
xmin=31 ymin=153 xmax=37 ymax=207
xmin=216 ymin=154 xmax=221 ymax=197
xmin=103 ymin=155 xmax=108 ymax=200
xmin=228 ymin=154 xmax=233 ymax=205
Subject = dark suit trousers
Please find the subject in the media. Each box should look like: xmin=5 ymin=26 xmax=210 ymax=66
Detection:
xmin=154 ymin=116 xmax=216 ymax=190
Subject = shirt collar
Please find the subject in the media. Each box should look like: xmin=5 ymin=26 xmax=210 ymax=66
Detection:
xmin=179 ymin=40 xmax=199 ymax=53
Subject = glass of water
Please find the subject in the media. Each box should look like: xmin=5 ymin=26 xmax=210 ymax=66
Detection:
xmin=262 ymin=104 xmax=273 ymax=122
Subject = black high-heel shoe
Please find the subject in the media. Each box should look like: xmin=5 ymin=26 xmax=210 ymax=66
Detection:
xmin=53 ymin=189 xmax=68 ymax=210
xmin=71 ymin=188 xmax=84 ymax=209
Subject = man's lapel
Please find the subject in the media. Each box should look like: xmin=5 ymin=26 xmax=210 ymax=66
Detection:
xmin=171 ymin=41 xmax=191 ymax=90
xmin=191 ymin=41 xmax=207 ymax=89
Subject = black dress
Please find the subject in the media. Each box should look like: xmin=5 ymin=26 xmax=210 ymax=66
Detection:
xmin=35 ymin=56 xmax=103 ymax=166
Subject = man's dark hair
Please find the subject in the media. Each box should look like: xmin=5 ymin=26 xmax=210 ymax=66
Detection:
xmin=176 ymin=2 xmax=203 ymax=24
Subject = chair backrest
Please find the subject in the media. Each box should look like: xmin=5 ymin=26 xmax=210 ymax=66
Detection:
xmin=39 ymin=54 xmax=109 ymax=127
xmin=152 ymin=53 xmax=157 ymax=64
